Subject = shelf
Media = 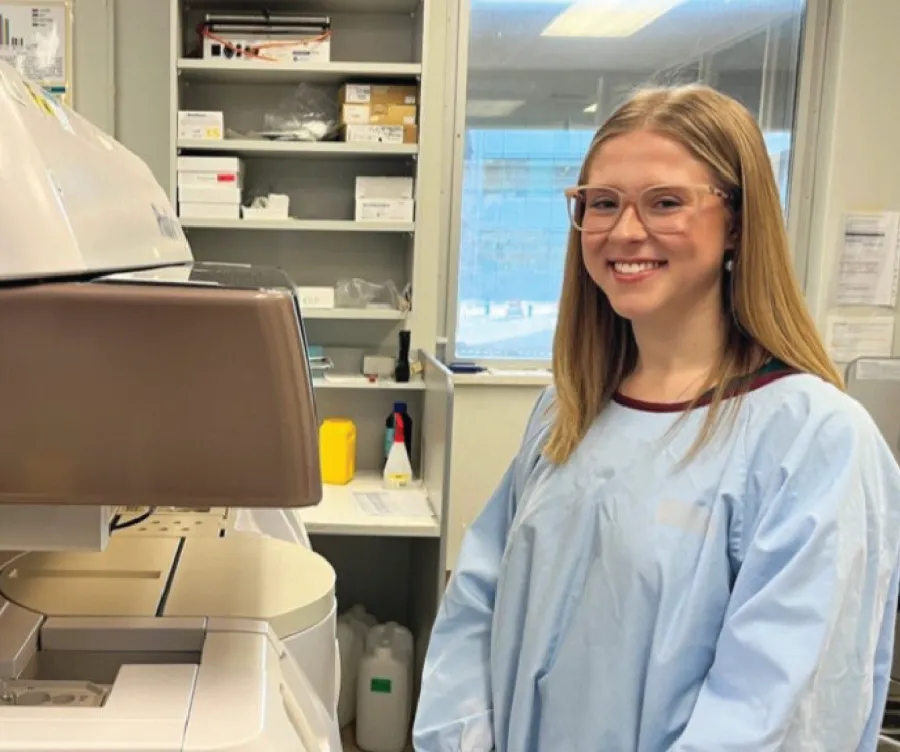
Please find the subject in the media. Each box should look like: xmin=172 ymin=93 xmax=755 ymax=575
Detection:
xmin=300 ymin=473 xmax=439 ymax=537
xmin=302 ymin=308 xmax=406 ymax=321
xmin=178 ymin=59 xmax=422 ymax=85
xmin=313 ymin=376 xmax=424 ymax=390
xmin=185 ymin=0 xmax=420 ymax=13
xmin=180 ymin=218 xmax=414 ymax=233
xmin=177 ymin=138 xmax=418 ymax=159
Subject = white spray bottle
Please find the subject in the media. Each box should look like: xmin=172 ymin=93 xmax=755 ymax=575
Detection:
xmin=383 ymin=413 xmax=413 ymax=488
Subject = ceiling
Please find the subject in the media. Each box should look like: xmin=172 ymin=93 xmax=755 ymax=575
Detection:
xmin=463 ymin=0 xmax=804 ymax=126
xmin=467 ymin=0 xmax=803 ymax=72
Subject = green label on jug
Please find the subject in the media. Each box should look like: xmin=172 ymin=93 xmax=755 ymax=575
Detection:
xmin=371 ymin=677 xmax=392 ymax=694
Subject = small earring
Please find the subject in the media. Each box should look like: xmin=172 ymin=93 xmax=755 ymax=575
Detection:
xmin=724 ymin=249 xmax=735 ymax=272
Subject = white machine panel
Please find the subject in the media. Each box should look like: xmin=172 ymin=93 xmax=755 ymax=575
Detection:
xmin=0 ymin=60 xmax=191 ymax=281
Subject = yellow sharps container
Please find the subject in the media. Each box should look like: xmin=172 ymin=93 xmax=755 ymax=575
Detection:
xmin=319 ymin=418 xmax=357 ymax=485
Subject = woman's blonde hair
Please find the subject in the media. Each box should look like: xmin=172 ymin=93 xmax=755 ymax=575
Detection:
xmin=545 ymin=84 xmax=842 ymax=464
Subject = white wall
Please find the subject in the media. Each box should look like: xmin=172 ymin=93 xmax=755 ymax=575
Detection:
xmin=446 ymin=377 xmax=547 ymax=566
xmin=804 ymin=0 xmax=900 ymax=348
xmin=444 ymin=0 xmax=900 ymax=571
xmin=72 ymin=0 xmax=115 ymax=134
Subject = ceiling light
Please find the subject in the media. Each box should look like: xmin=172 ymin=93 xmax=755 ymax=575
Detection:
xmin=541 ymin=0 xmax=688 ymax=38
xmin=466 ymin=99 xmax=525 ymax=118
xmin=583 ymin=103 xmax=598 ymax=113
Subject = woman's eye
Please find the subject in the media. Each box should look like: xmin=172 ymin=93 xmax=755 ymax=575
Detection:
xmin=652 ymin=197 xmax=682 ymax=210
xmin=590 ymin=199 xmax=618 ymax=211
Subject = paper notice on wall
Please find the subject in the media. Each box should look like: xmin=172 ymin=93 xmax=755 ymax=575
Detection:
xmin=0 ymin=3 xmax=67 ymax=87
xmin=854 ymin=358 xmax=900 ymax=381
xmin=834 ymin=212 xmax=900 ymax=307
xmin=825 ymin=315 xmax=895 ymax=364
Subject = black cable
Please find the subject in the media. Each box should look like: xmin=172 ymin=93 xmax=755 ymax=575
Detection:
xmin=109 ymin=507 xmax=155 ymax=532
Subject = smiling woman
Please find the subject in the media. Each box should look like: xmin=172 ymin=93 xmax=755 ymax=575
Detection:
xmin=450 ymin=0 xmax=809 ymax=363
xmin=415 ymin=82 xmax=900 ymax=752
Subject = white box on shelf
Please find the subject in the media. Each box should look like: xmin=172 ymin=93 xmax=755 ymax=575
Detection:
xmin=355 ymin=177 xmax=414 ymax=201
xmin=363 ymin=355 xmax=395 ymax=377
xmin=179 ymin=185 xmax=242 ymax=204
xmin=178 ymin=156 xmax=243 ymax=173
xmin=295 ymin=286 xmax=336 ymax=309
xmin=242 ymin=193 xmax=290 ymax=220
xmin=179 ymin=202 xmax=241 ymax=220
xmin=178 ymin=170 xmax=242 ymax=188
xmin=355 ymin=198 xmax=415 ymax=223
xmin=177 ymin=111 xmax=224 ymax=140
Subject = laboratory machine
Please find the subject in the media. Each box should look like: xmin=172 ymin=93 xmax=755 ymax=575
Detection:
xmin=846 ymin=359 xmax=900 ymax=747
xmin=0 ymin=59 xmax=342 ymax=751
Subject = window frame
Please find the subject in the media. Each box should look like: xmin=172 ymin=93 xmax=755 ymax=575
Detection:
xmin=442 ymin=0 xmax=831 ymax=368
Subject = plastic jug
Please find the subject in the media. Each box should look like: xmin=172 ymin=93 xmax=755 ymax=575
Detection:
xmin=319 ymin=418 xmax=356 ymax=485
xmin=336 ymin=610 xmax=369 ymax=727
xmin=346 ymin=605 xmax=377 ymax=631
xmin=355 ymin=623 xmax=414 ymax=752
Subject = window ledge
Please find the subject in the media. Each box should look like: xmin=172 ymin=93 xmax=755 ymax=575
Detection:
xmin=453 ymin=369 xmax=553 ymax=387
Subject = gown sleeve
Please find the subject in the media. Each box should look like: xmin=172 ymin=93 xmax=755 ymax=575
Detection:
xmin=671 ymin=402 xmax=900 ymax=752
xmin=859 ymin=560 xmax=900 ymax=750
xmin=412 ymin=389 xmax=551 ymax=752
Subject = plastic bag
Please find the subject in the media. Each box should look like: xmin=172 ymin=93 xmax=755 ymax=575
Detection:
xmin=335 ymin=278 xmax=408 ymax=310
xmin=261 ymin=83 xmax=338 ymax=142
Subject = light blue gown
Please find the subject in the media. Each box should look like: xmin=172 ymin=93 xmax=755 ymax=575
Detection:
xmin=413 ymin=371 xmax=900 ymax=752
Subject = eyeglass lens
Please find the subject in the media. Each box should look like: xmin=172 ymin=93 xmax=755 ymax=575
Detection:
xmin=571 ymin=186 xmax=706 ymax=233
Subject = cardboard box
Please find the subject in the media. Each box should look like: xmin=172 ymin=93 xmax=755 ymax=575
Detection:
xmin=339 ymin=84 xmax=417 ymax=107
xmin=355 ymin=177 xmax=414 ymax=200
xmin=177 ymin=111 xmax=224 ymax=141
xmin=355 ymin=198 xmax=415 ymax=223
xmin=341 ymin=124 xmax=417 ymax=145
xmin=340 ymin=103 xmax=417 ymax=127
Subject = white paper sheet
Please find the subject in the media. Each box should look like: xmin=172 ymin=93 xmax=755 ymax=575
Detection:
xmin=322 ymin=373 xmax=370 ymax=385
xmin=0 ymin=3 xmax=67 ymax=87
xmin=834 ymin=212 xmax=900 ymax=307
xmin=853 ymin=358 xmax=900 ymax=382
xmin=353 ymin=490 xmax=433 ymax=518
xmin=825 ymin=315 xmax=896 ymax=364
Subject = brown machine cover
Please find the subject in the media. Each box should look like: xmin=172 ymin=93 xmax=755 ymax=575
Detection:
xmin=0 ymin=264 xmax=321 ymax=508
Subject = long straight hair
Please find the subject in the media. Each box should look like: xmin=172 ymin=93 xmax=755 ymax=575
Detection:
xmin=545 ymin=84 xmax=843 ymax=464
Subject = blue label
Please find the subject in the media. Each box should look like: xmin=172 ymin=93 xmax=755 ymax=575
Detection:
xmin=384 ymin=426 xmax=394 ymax=459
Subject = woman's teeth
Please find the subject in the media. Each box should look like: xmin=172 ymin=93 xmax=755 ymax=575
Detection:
xmin=612 ymin=261 xmax=665 ymax=275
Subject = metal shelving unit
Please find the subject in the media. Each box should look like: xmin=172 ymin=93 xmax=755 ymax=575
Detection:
xmin=168 ymin=0 xmax=453 ymax=739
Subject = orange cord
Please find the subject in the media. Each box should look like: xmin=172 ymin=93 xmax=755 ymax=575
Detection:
xmin=199 ymin=26 xmax=331 ymax=62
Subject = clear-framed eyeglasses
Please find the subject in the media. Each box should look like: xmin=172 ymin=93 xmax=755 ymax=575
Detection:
xmin=564 ymin=184 xmax=730 ymax=235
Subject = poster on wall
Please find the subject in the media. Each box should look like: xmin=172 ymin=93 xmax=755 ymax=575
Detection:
xmin=0 ymin=1 xmax=69 ymax=96
xmin=834 ymin=211 xmax=900 ymax=308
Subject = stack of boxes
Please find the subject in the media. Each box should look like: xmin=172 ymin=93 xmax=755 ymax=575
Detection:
xmin=177 ymin=156 xmax=244 ymax=220
xmin=339 ymin=83 xmax=418 ymax=145
xmin=355 ymin=176 xmax=414 ymax=224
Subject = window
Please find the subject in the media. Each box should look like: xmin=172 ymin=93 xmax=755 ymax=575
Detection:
xmin=450 ymin=0 xmax=808 ymax=362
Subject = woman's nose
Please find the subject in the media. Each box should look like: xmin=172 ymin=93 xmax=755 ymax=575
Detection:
xmin=608 ymin=204 xmax=648 ymax=241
